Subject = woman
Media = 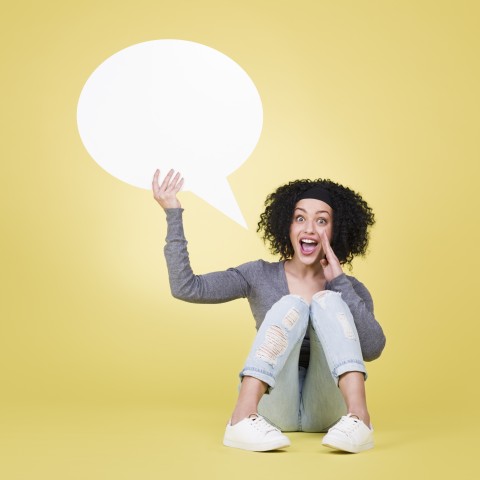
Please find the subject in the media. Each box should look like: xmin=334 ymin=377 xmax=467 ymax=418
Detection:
xmin=152 ymin=169 xmax=386 ymax=453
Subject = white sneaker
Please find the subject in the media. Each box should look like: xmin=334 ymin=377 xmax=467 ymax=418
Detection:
xmin=223 ymin=414 xmax=291 ymax=452
xmin=322 ymin=414 xmax=374 ymax=453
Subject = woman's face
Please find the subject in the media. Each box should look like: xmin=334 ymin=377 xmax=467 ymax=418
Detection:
xmin=289 ymin=198 xmax=333 ymax=265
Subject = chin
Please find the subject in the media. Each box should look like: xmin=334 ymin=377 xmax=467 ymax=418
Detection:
xmin=298 ymin=255 xmax=321 ymax=266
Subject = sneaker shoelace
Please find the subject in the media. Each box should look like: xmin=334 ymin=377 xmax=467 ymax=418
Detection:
xmin=331 ymin=415 xmax=362 ymax=438
xmin=247 ymin=414 xmax=279 ymax=434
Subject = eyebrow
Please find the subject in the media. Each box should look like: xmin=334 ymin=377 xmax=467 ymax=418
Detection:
xmin=294 ymin=207 xmax=331 ymax=216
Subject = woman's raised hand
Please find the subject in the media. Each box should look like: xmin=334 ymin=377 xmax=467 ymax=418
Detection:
xmin=152 ymin=169 xmax=184 ymax=209
xmin=319 ymin=230 xmax=343 ymax=282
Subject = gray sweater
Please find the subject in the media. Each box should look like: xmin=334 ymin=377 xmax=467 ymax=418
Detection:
xmin=164 ymin=209 xmax=386 ymax=363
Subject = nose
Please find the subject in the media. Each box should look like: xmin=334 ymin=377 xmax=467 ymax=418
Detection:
xmin=303 ymin=219 xmax=315 ymax=234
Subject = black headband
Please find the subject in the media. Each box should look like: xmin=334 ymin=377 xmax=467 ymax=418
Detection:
xmin=296 ymin=186 xmax=333 ymax=209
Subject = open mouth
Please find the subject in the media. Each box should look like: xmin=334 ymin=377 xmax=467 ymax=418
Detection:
xmin=300 ymin=238 xmax=318 ymax=255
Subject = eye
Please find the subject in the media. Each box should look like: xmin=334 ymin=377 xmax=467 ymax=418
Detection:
xmin=295 ymin=215 xmax=305 ymax=222
xmin=317 ymin=218 xmax=327 ymax=225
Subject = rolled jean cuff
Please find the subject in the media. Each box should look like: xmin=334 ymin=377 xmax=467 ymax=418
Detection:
xmin=240 ymin=367 xmax=276 ymax=393
xmin=332 ymin=360 xmax=368 ymax=384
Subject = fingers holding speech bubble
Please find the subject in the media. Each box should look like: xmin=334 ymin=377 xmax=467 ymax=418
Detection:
xmin=77 ymin=39 xmax=264 ymax=228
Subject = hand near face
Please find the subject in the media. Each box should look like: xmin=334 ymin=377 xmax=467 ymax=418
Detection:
xmin=152 ymin=169 xmax=184 ymax=209
xmin=319 ymin=230 xmax=343 ymax=282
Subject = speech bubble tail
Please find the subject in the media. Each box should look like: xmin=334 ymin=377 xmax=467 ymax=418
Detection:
xmin=188 ymin=178 xmax=247 ymax=229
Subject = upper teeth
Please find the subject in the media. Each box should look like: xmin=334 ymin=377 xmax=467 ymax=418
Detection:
xmin=302 ymin=239 xmax=316 ymax=244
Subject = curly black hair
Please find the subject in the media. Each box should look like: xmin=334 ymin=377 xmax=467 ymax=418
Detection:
xmin=257 ymin=179 xmax=375 ymax=267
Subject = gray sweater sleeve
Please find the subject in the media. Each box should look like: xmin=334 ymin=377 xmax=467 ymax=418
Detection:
xmin=163 ymin=208 xmax=250 ymax=302
xmin=326 ymin=274 xmax=386 ymax=361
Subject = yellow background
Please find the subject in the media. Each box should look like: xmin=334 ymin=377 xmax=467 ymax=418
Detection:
xmin=1 ymin=0 xmax=479 ymax=478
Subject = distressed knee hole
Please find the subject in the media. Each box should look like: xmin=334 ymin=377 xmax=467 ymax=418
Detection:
xmin=313 ymin=291 xmax=328 ymax=309
xmin=282 ymin=307 xmax=299 ymax=330
xmin=313 ymin=290 xmax=341 ymax=309
xmin=255 ymin=325 xmax=288 ymax=365
xmin=336 ymin=312 xmax=356 ymax=340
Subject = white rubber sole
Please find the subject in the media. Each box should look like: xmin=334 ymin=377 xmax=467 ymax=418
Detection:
xmin=322 ymin=438 xmax=374 ymax=453
xmin=223 ymin=437 xmax=291 ymax=452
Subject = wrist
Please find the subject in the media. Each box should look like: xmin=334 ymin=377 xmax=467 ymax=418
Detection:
xmin=326 ymin=268 xmax=343 ymax=282
xmin=158 ymin=200 xmax=181 ymax=209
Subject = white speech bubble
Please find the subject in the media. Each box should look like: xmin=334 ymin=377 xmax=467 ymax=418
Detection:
xmin=77 ymin=39 xmax=263 ymax=228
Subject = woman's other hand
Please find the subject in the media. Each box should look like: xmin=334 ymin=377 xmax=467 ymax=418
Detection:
xmin=152 ymin=169 xmax=184 ymax=209
xmin=319 ymin=229 xmax=343 ymax=282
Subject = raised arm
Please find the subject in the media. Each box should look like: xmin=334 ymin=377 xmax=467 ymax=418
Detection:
xmin=153 ymin=170 xmax=250 ymax=303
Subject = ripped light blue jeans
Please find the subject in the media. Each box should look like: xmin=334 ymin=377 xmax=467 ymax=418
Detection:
xmin=240 ymin=291 xmax=367 ymax=432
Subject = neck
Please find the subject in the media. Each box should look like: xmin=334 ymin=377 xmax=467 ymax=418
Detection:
xmin=285 ymin=256 xmax=325 ymax=279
